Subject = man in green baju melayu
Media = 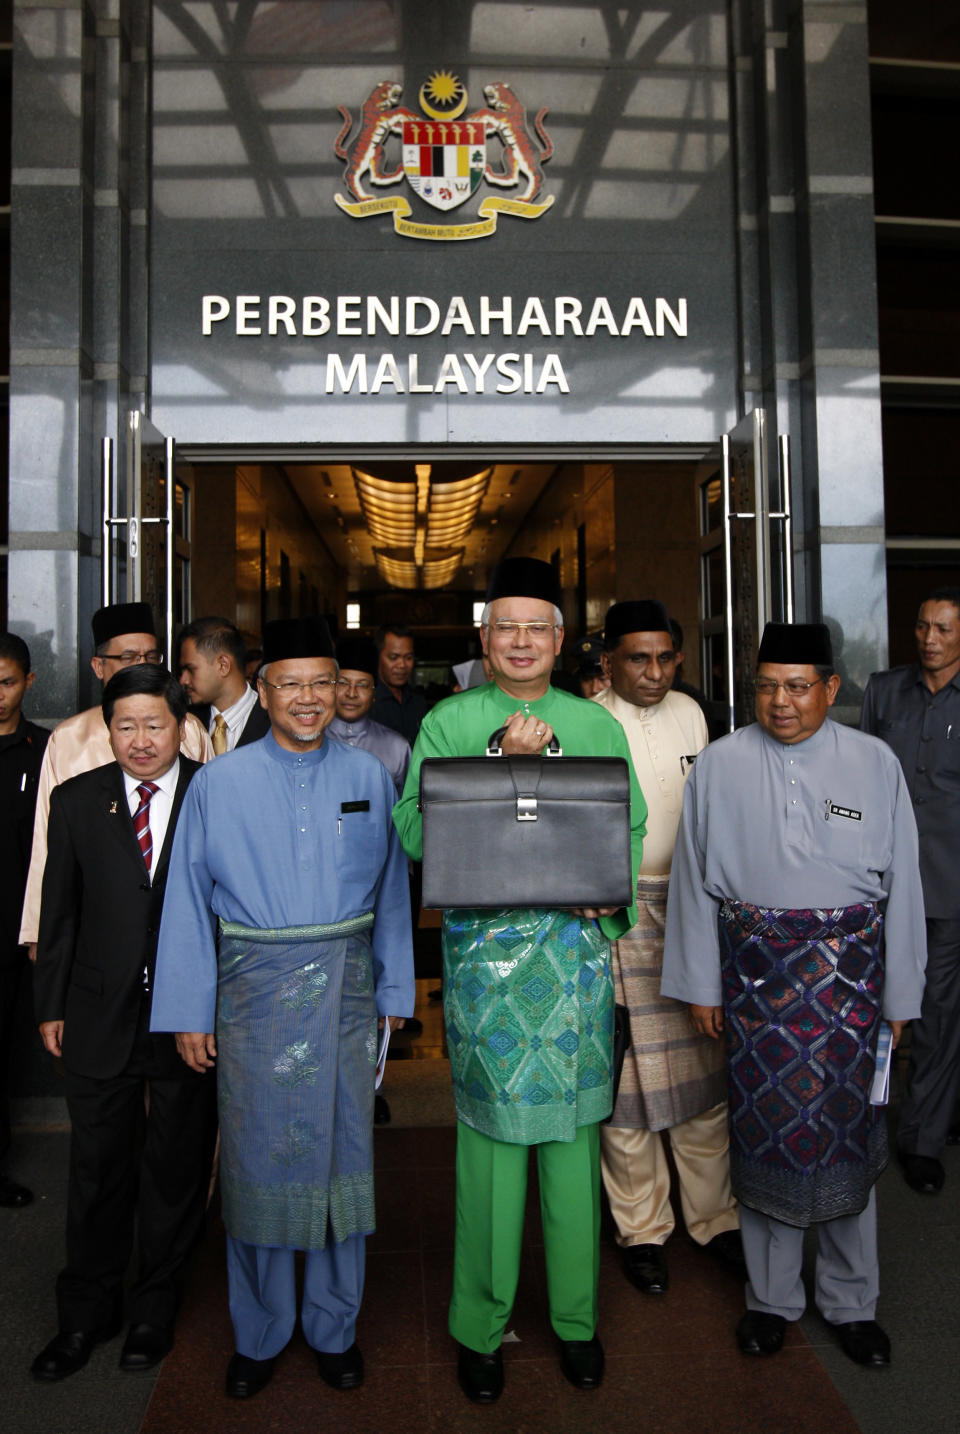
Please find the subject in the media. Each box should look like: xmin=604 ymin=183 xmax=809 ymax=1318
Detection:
xmin=393 ymin=557 xmax=646 ymax=1403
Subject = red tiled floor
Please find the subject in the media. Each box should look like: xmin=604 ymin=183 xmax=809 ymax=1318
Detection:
xmin=142 ymin=1127 xmax=861 ymax=1434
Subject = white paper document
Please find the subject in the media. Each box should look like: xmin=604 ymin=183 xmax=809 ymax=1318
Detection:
xmin=375 ymin=1019 xmax=392 ymax=1090
xmin=870 ymin=1023 xmax=893 ymax=1106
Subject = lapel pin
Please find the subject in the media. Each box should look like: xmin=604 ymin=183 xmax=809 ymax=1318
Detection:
xmin=109 ymin=800 xmax=118 ymax=814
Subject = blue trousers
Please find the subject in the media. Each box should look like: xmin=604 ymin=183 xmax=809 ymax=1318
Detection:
xmin=226 ymin=1232 xmax=366 ymax=1359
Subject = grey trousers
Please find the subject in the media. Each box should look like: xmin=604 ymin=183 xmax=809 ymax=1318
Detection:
xmin=740 ymin=1190 xmax=879 ymax=1324
xmin=898 ymin=917 xmax=960 ymax=1159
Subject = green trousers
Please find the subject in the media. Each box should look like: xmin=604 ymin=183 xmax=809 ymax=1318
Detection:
xmin=448 ymin=1120 xmax=602 ymax=1353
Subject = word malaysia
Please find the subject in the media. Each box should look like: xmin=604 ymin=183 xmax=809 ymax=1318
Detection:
xmin=201 ymin=292 xmax=688 ymax=395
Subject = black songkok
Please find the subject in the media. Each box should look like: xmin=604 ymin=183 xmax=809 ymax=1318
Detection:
xmin=91 ymin=603 xmax=155 ymax=647
xmin=262 ymin=617 xmax=335 ymax=664
xmin=757 ymin=622 xmax=834 ymax=669
xmin=336 ymin=636 xmax=378 ymax=676
xmin=486 ymin=557 xmax=561 ymax=608
xmin=604 ymin=600 xmax=672 ymax=647
xmin=576 ymin=635 xmax=605 ymax=676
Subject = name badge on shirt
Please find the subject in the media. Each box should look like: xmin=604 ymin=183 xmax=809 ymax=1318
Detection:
xmin=679 ymin=754 xmax=698 ymax=775
xmin=825 ymin=800 xmax=861 ymax=822
xmin=340 ymin=800 xmax=370 ymax=814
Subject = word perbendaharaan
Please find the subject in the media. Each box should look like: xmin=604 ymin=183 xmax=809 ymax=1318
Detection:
xmin=202 ymin=293 xmax=687 ymax=340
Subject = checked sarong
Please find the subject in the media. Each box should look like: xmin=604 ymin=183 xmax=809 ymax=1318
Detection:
xmin=718 ymin=900 xmax=887 ymax=1228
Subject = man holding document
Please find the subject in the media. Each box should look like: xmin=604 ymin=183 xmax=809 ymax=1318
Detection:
xmin=151 ymin=616 xmax=414 ymax=1401
xmin=662 ymin=622 xmax=926 ymax=1367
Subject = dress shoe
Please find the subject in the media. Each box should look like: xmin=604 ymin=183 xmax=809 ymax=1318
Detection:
xmin=559 ymin=1335 xmax=604 ymax=1389
xmin=900 ymin=1151 xmax=945 ymax=1194
xmin=622 ymin=1242 xmax=669 ymax=1294
xmin=225 ymin=1352 xmax=275 ymax=1399
xmin=119 ymin=1322 xmax=174 ymax=1372
xmin=736 ymin=1310 xmax=786 ymax=1356
xmin=831 ymin=1319 xmax=891 ymax=1367
xmin=0 ymin=1173 xmax=33 ymax=1208
xmin=374 ymin=1093 xmax=391 ymax=1124
xmin=403 ymin=1016 xmax=424 ymax=1036
xmin=31 ymin=1320 xmax=121 ymax=1381
xmin=316 ymin=1342 xmax=364 ymax=1390
xmin=704 ymin=1228 xmax=747 ymax=1275
xmin=457 ymin=1344 xmax=503 ymax=1403
xmin=946 ymin=1121 xmax=960 ymax=1147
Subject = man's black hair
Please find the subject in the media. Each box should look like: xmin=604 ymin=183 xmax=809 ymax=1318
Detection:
xmin=177 ymin=615 xmax=247 ymax=670
xmin=0 ymin=631 xmax=31 ymax=676
xmin=922 ymin=587 xmax=960 ymax=620
xmin=374 ymin=624 xmax=413 ymax=652
xmin=102 ymin=664 xmax=188 ymax=726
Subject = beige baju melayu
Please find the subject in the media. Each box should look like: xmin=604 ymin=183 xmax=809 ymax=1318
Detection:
xmin=19 ymin=706 xmax=211 ymax=944
xmin=594 ymin=686 xmax=736 ymax=1249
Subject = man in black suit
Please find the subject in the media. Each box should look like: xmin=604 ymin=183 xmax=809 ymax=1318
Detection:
xmin=177 ymin=616 xmax=269 ymax=754
xmin=31 ymin=665 xmax=212 ymax=1381
xmin=0 ymin=631 xmax=49 ymax=1208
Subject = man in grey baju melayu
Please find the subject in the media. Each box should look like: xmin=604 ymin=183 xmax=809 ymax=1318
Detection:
xmin=662 ymin=622 xmax=926 ymax=1368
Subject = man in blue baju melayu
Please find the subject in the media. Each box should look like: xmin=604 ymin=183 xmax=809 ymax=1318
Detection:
xmin=662 ymin=622 xmax=926 ymax=1369
xmin=151 ymin=616 xmax=414 ymax=1400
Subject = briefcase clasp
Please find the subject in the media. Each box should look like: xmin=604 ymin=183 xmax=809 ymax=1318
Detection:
xmin=516 ymin=795 xmax=538 ymax=821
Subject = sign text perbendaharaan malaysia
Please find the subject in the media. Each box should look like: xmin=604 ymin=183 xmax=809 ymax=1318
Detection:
xmin=199 ymin=72 xmax=688 ymax=398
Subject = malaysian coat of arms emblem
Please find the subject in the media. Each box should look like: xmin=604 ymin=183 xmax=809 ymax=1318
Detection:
xmin=334 ymin=70 xmax=554 ymax=241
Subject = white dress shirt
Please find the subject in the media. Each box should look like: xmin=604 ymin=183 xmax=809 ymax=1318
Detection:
xmin=124 ymin=758 xmax=180 ymax=883
xmin=210 ymin=683 xmax=259 ymax=753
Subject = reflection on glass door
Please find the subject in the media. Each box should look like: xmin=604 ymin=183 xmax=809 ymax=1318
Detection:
xmin=101 ymin=414 xmax=177 ymax=664
xmin=697 ymin=410 xmax=793 ymax=732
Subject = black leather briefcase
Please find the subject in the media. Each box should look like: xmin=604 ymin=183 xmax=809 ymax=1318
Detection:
xmin=419 ymin=726 xmax=633 ymax=909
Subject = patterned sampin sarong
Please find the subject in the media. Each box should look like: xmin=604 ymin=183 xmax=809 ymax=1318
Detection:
xmin=611 ymin=873 xmax=726 ymax=1130
xmin=215 ymin=915 xmax=378 ymax=1250
xmin=718 ymin=900 xmax=886 ymax=1228
xmin=442 ymin=907 xmax=614 ymax=1144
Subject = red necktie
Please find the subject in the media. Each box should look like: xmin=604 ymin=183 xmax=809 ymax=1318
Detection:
xmin=133 ymin=781 xmax=160 ymax=872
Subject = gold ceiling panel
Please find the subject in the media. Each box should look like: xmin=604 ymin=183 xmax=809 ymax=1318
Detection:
xmin=358 ymin=464 xmax=491 ymax=588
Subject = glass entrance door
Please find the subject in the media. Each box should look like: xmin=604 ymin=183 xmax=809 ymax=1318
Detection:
xmin=697 ymin=410 xmax=793 ymax=731
xmin=101 ymin=413 xmax=176 ymax=663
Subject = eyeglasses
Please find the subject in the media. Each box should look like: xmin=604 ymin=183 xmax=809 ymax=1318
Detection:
xmin=102 ymin=649 xmax=163 ymax=665
xmin=490 ymin=621 xmax=556 ymax=638
xmin=338 ymin=678 xmax=375 ymax=692
xmin=261 ymin=677 xmax=342 ymax=695
xmin=754 ymin=678 xmax=824 ymax=696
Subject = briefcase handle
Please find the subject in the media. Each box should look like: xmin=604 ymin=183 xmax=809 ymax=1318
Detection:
xmin=485 ymin=726 xmax=563 ymax=757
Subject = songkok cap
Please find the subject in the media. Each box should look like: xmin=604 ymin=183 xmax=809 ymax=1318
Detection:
xmin=336 ymin=636 xmax=378 ymax=677
xmin=262 ymin=617 xmax=335 ymax=664
xmin=576 ymin=635 xmax=605 ymax=676
xmin=604 ymin=600 xmax=672 ymax=646
xmin=486 ymin=557 xmax=561 ymax=608
xmin=757 ymin=622 xmax=834 ymax=669
xmin=92 ymin=602 xmax=155 ymax=647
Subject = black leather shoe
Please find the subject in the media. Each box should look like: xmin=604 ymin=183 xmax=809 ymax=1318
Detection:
xmin=705 ymin=1229 xmax=747 ymax=1276
xmin=900 ymin=1152 xmax=945 ymax=1194
xmin=374 ymin=1093 xmax=391 ymax=1124
xmin=559 ymin=1335 xmax=604 ymax=1389
xmin=736 ymin=1310 xmax=786 ymax=1356
xmin=457 ymin=1344 xmax=503 ymax=1403
xmin=316 ymin=1342 xmax=364 ymax=1390
xmin=832 ymin=1319 xmax=891 ymax=1367
xmin=403 ymin=1017 xmax=424 ymax=1036
xmin=0 ymin=1173 xmax=33 ymax=1208
xmin=946 ymin=1121 xmax=960 ymax=1147
xmin=622 ymin=1242 xmax=669 ymax=1294
xmin=225 ymin=1352 xmax=275 ymax=1398
xmin=31 ymin=1320 xmax=121 ymax=1382
xmin=119 ymin=1323 xmax=174 ymax=1372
